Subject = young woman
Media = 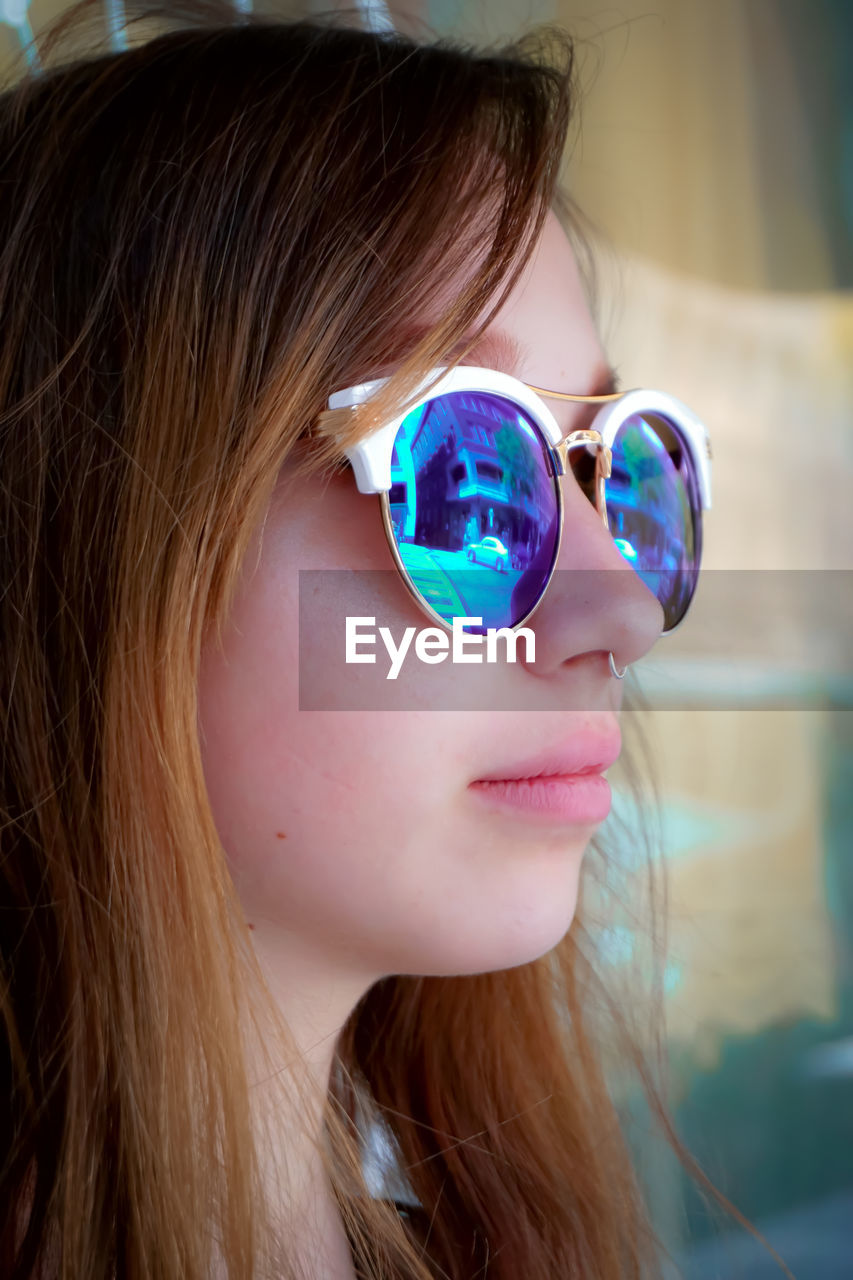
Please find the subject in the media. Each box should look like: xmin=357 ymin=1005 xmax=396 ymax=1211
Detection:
xmin=0 ymin=3 xmax=750 ymax=1277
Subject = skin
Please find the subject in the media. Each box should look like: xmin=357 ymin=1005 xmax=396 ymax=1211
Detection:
xmin=197 ymin=209 xmax=665 ymax=1276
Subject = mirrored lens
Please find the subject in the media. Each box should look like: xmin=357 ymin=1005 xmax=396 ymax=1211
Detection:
xmin=606 ymin=412 xmax=703 ymax=630
xmin=387 ymin=390 xmax=561 ymax=631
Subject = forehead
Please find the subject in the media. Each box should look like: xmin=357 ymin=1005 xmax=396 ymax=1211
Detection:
xmin=393 ymin=210 xmax=610 ymax=398
xmin=479 ymin=209 xmax=605 ymax=392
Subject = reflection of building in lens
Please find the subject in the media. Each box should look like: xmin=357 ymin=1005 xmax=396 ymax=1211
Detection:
xmin=389 ymin=392 xmax=555 ymax=563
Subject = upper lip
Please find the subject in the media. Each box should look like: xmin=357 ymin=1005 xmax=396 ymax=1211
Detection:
xmin=471 ymin=726 xmax=622 ymax=783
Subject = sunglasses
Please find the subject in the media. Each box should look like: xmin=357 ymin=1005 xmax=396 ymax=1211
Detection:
xmin=324 ymin=365 xmax=712 ymax=636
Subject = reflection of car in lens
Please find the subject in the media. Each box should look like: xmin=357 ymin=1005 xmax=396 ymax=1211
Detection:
xmin=465 ymin=535 xmax=509 ymax=572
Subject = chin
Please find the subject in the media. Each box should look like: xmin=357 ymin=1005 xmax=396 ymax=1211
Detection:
xmin=408 ymin=903 xmax=579 ymax=979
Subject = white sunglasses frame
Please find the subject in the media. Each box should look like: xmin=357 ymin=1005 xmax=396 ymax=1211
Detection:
xmin=326 ymin=364 xmax=713 ymax=636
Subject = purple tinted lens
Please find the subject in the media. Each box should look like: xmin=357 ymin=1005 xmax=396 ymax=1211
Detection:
xmin=607 ymin=412 xmax=703 ymax=630
xmin=387 ymin=389 xmax=560 ymax=631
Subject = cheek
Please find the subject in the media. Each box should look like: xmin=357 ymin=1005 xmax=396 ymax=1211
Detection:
xmin=196 ymin=571 xmax=455 ymax=938
xmin=195 ymin=480 xmax=436 ymax=931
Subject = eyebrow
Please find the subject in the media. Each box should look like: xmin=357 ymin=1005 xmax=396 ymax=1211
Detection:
xmin=392 ymin=323 xmax=621 ymax=398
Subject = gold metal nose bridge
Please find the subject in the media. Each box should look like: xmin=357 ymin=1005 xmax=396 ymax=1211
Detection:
xmin=553 ymin=431 xmax=612 ymax=532
xmin=524 ymin=381 xmax=624 ymax=526
xmin=554 ymin=430 xmax=611 ymax=479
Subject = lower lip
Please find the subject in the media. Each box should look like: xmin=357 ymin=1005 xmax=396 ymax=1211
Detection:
xmin=468 ymin=773 xmax=612 ymax=825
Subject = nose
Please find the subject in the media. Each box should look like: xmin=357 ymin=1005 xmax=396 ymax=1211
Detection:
xmin=520 ymin=466 xmax=665 ymax=677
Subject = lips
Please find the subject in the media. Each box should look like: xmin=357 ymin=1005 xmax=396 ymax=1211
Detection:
xmin=469 ymin=725 xmax=622 ymax=785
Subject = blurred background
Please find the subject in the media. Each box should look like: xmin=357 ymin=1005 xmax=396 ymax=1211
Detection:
xmin=3 ymin=0 xmax=850 ymax=1275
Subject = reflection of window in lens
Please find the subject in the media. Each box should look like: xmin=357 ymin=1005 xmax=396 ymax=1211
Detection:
xmin=475 ymin=462 xmax=503 ymax=483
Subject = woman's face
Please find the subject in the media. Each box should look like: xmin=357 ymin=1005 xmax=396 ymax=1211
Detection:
xmin=197 ymin=211 xmax=663 ymax=1002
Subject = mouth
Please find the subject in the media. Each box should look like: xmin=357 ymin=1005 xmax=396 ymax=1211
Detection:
xmin=468 ymin=773 xmax=613 ymax=825
xmin=467 ymin=725 xmax=620 ymax=825
xmin=471 ymin=724 xmax=622 ymax=783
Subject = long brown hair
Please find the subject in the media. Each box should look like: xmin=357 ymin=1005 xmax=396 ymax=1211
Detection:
xmin=0 ymin=3 xmax=789 ymax=1277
